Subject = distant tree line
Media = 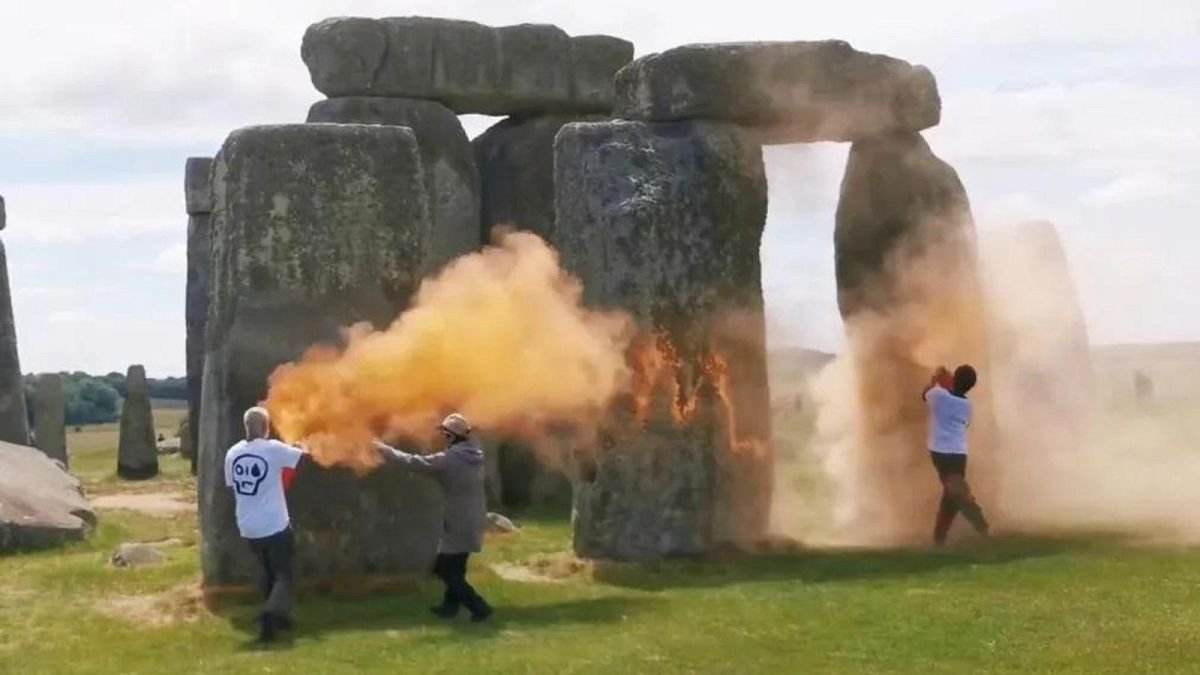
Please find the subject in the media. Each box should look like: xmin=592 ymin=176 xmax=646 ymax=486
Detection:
xmin=22 ymin=372 xmax=186 ymax=427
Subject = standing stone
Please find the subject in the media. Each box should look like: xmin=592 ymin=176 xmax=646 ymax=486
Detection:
xmin=833 ymin=130 xmax=995 ymax=544
xmin=184 ymin=156 xmax=213 ymax=474
xmin=33 ymin=373 xmax=66 ymax=466
xmin=0 ymin=236 xmax=29 ymax=446
xmin=473 ymin=114 xmax=603 ymax=243
xmin=981 ymin=220 xmax=1091 ymax=512
xmin=200 ymin=123 xmax=442 ymax=585
xmin=307 ymin=97 xmax=480 ymax=269
xmin=0 ymin=194 xmax=6 ymax=230
xmin=301 ymin=17 xmax=633 ymax=115
xmin=117 ymin=365 xmax=158 ymax=479
xmin=556 ymin=120 xmax=773 ymax=559
xmin=1134 ymin=370 xmax=1154 ymax=407
xmin=614 ymin=41 xmax=939 ymax=144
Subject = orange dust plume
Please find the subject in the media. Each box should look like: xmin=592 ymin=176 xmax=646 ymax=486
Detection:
xmin=264 ymin=230 xmax=634 ymax=472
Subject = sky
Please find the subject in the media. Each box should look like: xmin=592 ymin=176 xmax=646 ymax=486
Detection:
xmin=0 ymin=0 xmax=1196 ymax=376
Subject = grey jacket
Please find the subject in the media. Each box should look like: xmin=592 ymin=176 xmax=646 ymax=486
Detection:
xmin=382 ymin=440 xmax=486 ymax=554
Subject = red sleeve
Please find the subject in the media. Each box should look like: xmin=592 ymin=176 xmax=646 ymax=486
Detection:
xmin=281 ymin=467 xmax=296 ymax=491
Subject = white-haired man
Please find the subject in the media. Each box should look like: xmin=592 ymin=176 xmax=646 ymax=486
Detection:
xmin=224 ymin=406 xmax=307 ymax=643
xmin=374 ymin=413 xmax=492 ymax=622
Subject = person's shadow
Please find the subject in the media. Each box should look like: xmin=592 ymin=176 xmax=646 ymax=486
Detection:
xmin=589 ymin=531 xmax=1125 ymax=591
xmin=215 ymin=583 xmax=654 ymax=651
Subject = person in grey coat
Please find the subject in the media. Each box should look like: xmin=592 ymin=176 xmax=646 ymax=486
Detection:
xmin=374 ymin=412 xmax=492 ymax=622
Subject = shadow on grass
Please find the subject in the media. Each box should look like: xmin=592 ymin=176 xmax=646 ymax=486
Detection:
xmin=590 ymin=532 xmax=1130 ymax=591
xmin=214 ymin=588 xmax=654 ymax=650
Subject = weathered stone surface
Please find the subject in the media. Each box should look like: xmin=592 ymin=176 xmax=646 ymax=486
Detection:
xmin=474 ymin=114 xmax=603 ymax=243
xmin=111 ymin=542 xmax=165 ymax=567
xmin=117 ymin=365 xmax=158 ymax=480
xmin=614 ymin=41 xmax=940 ymax=144
xmin=0 ymin=441 xmax=94 ymax=552
xmin=486 ymin=512 xmax=518 ymax=533
xmin=307 ymin=97 xmax=480 ymax=269
xmin=301 ymin=17 xmax=633 ymax=115
xmin=33 ymin=373 xmax=67 ymax=466
xmin=0 ymin=239 xmax=28 ymax=446
xmin=185 ymin=157 xmax=213 ymax=215
xmin=200 ymin=123 xmax=441 ymax=585
xmin=185 ymin=156 xmax=214 ymax=475
xmin=556 ymin=120 xmax=773 ymax=559
xmin=0 ymin=195 xmax=5 ymax=230
xmin=496 ymin=441 xmax=571 ymax=509
xmin=833 ymin=131 xmax=995 ymax=543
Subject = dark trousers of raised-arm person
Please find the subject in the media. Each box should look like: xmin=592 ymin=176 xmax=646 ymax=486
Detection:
xmin=930 ymin=452 xmax=989 ymax=544
xmin=247 ymin=527 xmax=295 ymax=629
xmin=433 ymin=553 xmax=490 ymax=617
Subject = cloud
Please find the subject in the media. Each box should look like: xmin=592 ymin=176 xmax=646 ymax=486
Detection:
xmin=2 ymin=176 xmax=180 ymax=243
xmin=1082 ymin=172 xmax=1186 ymax=207
xmin=46 ymin=309 xmax=88 ymax=324
xmin=150 ymin=242 xmax=187 ymax=274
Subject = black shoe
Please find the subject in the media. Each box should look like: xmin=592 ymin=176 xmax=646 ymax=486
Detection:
xmin=255 ymin=613 xmax=276 ymax=643
xmin=469 ymin=604 xmax=493 ymax=623
xmin=430 ymin=605 xmax=460 ymax=619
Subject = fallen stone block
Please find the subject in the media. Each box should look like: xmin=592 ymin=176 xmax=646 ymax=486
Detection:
xmin=0 ymin=441 xmax=94 ymax=552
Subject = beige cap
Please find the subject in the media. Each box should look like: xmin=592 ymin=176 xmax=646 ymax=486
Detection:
xmin=440 ymin=413 xmax=471 ymax=437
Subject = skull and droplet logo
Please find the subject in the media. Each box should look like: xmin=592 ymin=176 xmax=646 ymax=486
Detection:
xmin=232 ymin=454 xmax=269 ymax=496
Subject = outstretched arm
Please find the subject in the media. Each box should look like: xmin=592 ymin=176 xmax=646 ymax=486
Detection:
xmin=373 ymin=439 xmax=448 ymax=475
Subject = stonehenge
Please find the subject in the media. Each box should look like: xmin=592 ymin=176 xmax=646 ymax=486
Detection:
xmin=981 ymin=221 xmax=1091 ymax=510
xmin=186 ymin=15 xmax=1030 ymax=573
xmin=184 ymin=156 xmax=213 ymax=473
xmin=474 ymin=114 xmax=604 ymax=242
xmin=33 ymin=373 xmax=67 ymax=466
xmin=117 ymin=365 xmax=159 ymax=479
xmin=556 ymin=120 xmax=772 ymax=556
xmin=832 ymin=131 xmax=997 ymax=542
xmin=198 ymin=123 xmax=441 ymax=585
xmin=302 ymin=18 xmax=633 ymax=115
xmin=0 ymin=441 xmax=94 ymax=552
xmin=613 ymin=41 xmax=940 ymax=144
xmin=0 ymin=198 xmax=29 ymax=447
xmin=306 ymin=97 xmax=479 ymax=270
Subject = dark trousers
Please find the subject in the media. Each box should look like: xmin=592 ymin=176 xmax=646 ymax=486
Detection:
xmin=433 ymin=553 xmax=489 ymax=616
xmin=246 ymin=527 xmax=294 ymax=618
xmin=929 ymin=452 xmax=989 ymax=543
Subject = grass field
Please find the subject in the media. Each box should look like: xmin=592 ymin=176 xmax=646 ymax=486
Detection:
xmin=3 ymin=382 xmax=1200 ymax=673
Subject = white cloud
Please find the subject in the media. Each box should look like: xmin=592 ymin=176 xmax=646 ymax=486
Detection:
xmin=151 ymin=242 xmax=187 ymax=274
xmin=46 ymin=309 xmax=88 ymax=324
xmin=2 ymin=177 xmax=180 ymax=243
xmin=1082 ymin=172 xmax=1186 ymax=207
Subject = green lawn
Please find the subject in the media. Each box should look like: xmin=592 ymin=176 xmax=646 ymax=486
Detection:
xmin=4 ymin=402 xmax=1200 ymax=673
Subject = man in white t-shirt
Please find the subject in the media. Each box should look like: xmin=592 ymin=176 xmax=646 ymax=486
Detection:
xmin=923 ymin=365 xmax=989 ymax=545
xmin=224 ymin=406 xmax=307 ymax=643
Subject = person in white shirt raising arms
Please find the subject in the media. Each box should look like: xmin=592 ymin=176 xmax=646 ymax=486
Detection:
xmin=923 ymin=365 xmax=989 ymax=546
xmin=224 ymin=406 xmax=308 ymax=643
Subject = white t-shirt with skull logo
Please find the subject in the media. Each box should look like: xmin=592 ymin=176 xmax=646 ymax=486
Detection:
xmin=223 ymin=438 xmax=304 ymax=539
